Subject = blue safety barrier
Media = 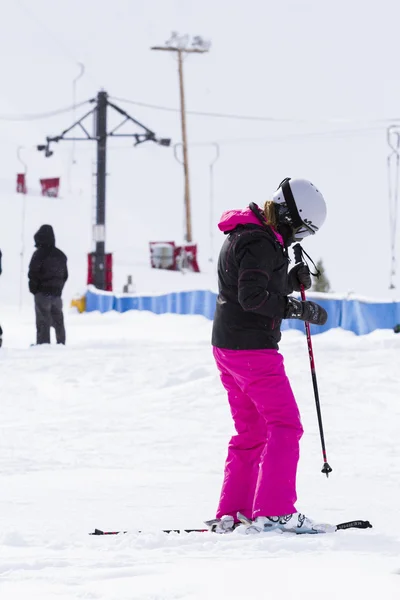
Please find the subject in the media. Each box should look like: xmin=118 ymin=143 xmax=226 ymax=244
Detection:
xmin=85 ymin=287 xmax=400 ymax=335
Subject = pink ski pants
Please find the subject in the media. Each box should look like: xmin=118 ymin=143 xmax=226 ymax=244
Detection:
xmin=213 ymin=347 xmax=304 ymax=520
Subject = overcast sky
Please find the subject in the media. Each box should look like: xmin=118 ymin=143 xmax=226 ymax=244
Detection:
xmin=1 ymin=0 xmax=400 ymax=304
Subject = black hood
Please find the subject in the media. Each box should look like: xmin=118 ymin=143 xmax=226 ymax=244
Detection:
xmin=34 ymin=225 xmax=55 ymax=248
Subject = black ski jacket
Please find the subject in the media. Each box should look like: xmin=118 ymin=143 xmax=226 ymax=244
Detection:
xmin=28 ymin=225 xmax=68 ymax=297
xmin=211 ymin=206 xmax=291 ymax=350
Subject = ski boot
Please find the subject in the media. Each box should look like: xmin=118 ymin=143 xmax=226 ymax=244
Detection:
xmin=238 ymin=512 xmax=335 ymax=535
xmin=204 ymin=515 xmax=239 ymax=534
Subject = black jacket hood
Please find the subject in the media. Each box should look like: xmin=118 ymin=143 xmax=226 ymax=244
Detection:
xmin=34 ymin=225 xmax=55 ymax=248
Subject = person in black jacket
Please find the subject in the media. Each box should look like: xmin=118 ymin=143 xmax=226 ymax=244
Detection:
xmin=209 ymin=178 xmax=330 ymax=536
xmin=28 ymin=225 xmax=68 ymax=345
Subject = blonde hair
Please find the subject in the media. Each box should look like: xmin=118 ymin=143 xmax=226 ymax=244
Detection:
xmin=263 ymin=200 xmax=278 ymax=229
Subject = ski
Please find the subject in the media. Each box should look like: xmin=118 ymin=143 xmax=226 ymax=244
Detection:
xmin=90 ymin=518 xmax=372 ymax=536
xmin=237 ymin=512 xmax=372 ymax=535
xmin=90 ymin=528 xmax=207 ymax=535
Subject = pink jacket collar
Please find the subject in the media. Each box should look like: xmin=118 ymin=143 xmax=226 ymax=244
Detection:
xmin=218 ymin=206 xmax=284 ymax=246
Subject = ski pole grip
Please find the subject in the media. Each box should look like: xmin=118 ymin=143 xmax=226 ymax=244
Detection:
xmin=292 ymin=243 xmax=307 ymax=299
xmin=293 ymin=243 xmax=303 ymax=265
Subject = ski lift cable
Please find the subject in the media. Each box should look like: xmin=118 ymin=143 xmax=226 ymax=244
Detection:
xmin=111 ymin=97 xmax=307 ymax=123
xmin=189 ymin=126 xmax=384 ymax=146
xmin=0 ymin=100 xmax=92 ymax=122
xmin=110 ymin=96 xmax=400 ymax=127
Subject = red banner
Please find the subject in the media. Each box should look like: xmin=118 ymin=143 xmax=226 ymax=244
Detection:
xmin=149 ymin=242 xmax=200 ymax=272
xmin=175 ymin=244 xmax=200 ymax=272
xmin=87 ymin=253 xmax=113 ymax=291
xmin=16 ymin=173 xmax=27 ymax=194
xmin=40 ymin=177 xmax=60 ymax=198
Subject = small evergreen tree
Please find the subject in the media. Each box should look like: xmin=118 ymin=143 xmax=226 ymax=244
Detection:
xmin=312 ymin=259 xmax=331 ymax=292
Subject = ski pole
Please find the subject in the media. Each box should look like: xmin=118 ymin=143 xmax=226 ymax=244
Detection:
xmin=293 ymin=243 xmax=332 ymax=477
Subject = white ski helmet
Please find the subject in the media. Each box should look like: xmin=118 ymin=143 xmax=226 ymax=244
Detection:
xmin=272 ymin=177 xmax=327 ymax=241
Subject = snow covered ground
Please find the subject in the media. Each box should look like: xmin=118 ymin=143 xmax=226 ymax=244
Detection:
xmin=1 ymin=307 xmax=400 ymax=599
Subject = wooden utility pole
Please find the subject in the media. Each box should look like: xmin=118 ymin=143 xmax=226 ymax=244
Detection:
xmin=177 ymin=50 xmax=192 ymax=242
xmin=151 ymin=34 xmax=210 ymax=243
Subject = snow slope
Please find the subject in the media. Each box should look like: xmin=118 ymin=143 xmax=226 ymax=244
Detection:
xmin=1 ymin=308 xmax=400 ymax=599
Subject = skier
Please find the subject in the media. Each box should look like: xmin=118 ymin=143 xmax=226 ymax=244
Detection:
xmin=28 ymin=225 xmax=68 ymax=345
xmin=210 ymin=177 xmax=329 ymax=535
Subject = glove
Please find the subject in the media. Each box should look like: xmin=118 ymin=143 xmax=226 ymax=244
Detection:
xmin=285 ymin=297 xmax=328 ymax=326
xmin=288 ymin=263 xmax=311 ymax=292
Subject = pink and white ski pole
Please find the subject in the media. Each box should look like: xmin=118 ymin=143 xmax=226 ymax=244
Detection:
xmin=293 ymin=243 xmax=332 ymax=477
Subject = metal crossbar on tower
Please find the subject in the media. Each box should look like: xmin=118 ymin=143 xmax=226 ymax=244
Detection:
xmin=37 ymin=90 xmax=171 ymax=290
